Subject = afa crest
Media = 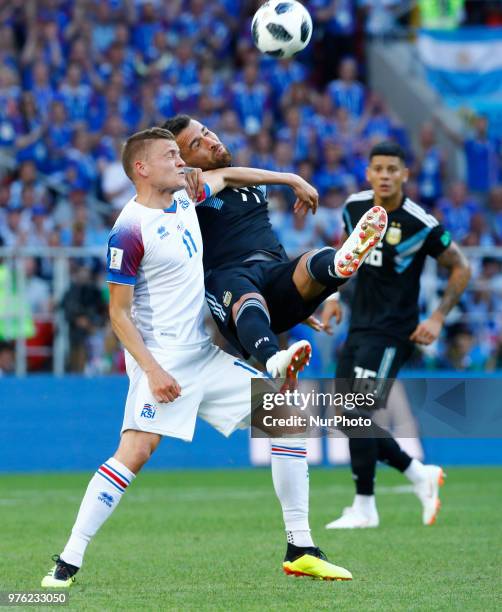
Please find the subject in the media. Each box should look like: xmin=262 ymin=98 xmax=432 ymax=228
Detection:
xmin=223 ymin=291 xmax=232 ymax=307
xmin=385 ymin=224 xmax=402 ymax=246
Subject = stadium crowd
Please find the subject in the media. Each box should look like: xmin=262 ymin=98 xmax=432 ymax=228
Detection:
xmin=0 ymin=0 xmax=501 ymax=374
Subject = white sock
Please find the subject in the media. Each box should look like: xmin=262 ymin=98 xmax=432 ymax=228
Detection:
xmin=61 ymin=458 xmax=135 ymax=567
xmin=353 ymin=494 xmax=377 ymax=515
xmin=270 ymin=438 xmax=314 ymax=548
xmin=404 ymin=458 xmax=428 ymax=484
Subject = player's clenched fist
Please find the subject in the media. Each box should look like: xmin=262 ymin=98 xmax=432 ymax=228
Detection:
xmin=146 ymin=364 xmax=181 ymax=403
xmin=184 ymin=166 xmax=205 ymax=203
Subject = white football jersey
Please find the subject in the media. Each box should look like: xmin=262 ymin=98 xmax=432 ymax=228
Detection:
xmin=106 ymin=189 xmax=210 ymax=349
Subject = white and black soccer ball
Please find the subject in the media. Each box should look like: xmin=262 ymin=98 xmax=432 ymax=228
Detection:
xmin=251 ymin=1 xmax=313 ymax=59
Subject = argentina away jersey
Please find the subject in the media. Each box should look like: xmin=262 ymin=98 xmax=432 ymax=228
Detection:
xmin=343 ymin=190 xmax=452 ymax=340
xmin=106 ymin=190 xmax=210 ymax=349
xmin=196 ymin=185 xmax=288 ymax=271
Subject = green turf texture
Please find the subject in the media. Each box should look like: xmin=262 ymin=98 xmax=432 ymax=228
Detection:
xmin=0 ymin=467 xmax=500 ymax=611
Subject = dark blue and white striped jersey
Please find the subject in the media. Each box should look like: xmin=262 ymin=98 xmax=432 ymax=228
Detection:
xmin=342 ymin=190 xmax=451 ymax=340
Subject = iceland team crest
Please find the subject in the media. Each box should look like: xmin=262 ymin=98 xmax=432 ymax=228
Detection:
xmin=179 ymin=196 xmax=190 ymax=210
xmin=141 ymin=403 xmax=156 ymax=419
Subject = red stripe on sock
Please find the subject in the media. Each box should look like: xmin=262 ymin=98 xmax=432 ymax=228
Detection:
xmin=99 ymin=465 xmax=128 ymax=489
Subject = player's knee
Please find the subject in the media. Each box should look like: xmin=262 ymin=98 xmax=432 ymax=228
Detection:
xmin=116 ymin=431 xmax=159 ymax=472
xmin=232 ymin=292 xmax=268 ymax=322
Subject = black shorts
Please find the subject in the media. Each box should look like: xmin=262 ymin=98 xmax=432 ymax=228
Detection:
xmin=335 ymin=333 xmax=413 ymax=410
xmin=204 ymin=256 xmax=333 ymax=356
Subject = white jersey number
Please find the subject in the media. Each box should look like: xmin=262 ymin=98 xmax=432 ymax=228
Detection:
xmin=365 ymin=243 xmax=383 ymax=267
xmin=233 ymin=187 xmax=260 ymax=204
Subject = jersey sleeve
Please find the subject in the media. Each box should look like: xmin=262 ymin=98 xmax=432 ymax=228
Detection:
xmin=196 ymin=182 xmax=212 ymax=204
xmin=423 ymin=224 xmax=452 ymax=259
xmin=106 ymin=222 xmax=144 ymax=285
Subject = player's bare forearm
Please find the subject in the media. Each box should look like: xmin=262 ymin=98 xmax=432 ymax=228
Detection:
xmin=202 ymin=168 xmax=318 ymax=213
xmin=434 ymin=242 xmax=471 ymax=320
xmin=108 ymin=284 xmax=160 ymax=374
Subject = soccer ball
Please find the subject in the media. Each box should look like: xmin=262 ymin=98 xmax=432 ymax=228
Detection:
xmin=251 ymin=1 xmax=313 ymax=59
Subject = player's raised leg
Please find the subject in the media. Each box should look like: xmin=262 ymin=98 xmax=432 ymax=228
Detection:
xmin=41 ymin=431 xmax=160 ymax=587
xmin=288 ymin=206 xmax=388 ymax=306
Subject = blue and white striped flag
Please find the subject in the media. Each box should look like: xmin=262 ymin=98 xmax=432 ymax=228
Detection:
xmin=417 ymin=28 xmax=502 ymax=97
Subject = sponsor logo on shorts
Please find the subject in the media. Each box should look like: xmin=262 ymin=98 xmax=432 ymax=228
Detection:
xmin=141 ymin=403 xmax=156 ymax=419
xmin=98 ymin=492 xmax=114 ymax=507
xmin=223 ymin=291 xmax=232 ymax=307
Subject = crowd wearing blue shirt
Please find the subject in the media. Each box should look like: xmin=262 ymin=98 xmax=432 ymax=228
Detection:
xmin=0 ymin=0 xmax=501 ymax=373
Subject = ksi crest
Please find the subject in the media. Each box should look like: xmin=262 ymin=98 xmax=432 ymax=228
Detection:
xmin=385 ymin=225 xmax=402 ymax=246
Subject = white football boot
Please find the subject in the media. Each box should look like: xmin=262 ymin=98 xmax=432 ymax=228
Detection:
xmin=325 ymin=505 xmax=380 ymax=530
xmin=334 ymin=205 xmax=388 ymax=278
xmin=414 ymin=465 xmax=445 ymax=525
xmin=266 ymin=340 xmax=311 ymax=392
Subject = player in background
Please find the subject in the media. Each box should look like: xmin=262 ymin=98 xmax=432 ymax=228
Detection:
xmin=321 ymin=142 xmax=471 ymax=529
xmin=41 ymin=128 xmax=353 ymax=586
xmin=162 ymin=115 xmax=387 ymax=384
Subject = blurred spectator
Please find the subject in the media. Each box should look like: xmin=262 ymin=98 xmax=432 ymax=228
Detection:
xmin=314 ymin=186 xmax=347 ymax=246
xmin=414 ymin=122 xmax=447 ymax=208
xmin=435 ymin=181 xmax=479 ymax=242
xmin=310 ymin=0 xmax=357 ymax=82
xmin=277 ymin=106 xmax=316 ymax=163
xmin=437 ymin=324 xmax=487 ymax=370
xmin=0 ymin=340 xmax=15 ymax=376
xmin=487 ymin=186 xmax=502 ymax=243
xmin=359 ymin=93 xmax=403 ymax=145
xmin=276 ymin=210 xmax=321 ymax=258
xmin=314 ymin=141 xmax=355 ymax=195
xmin=359 ymin=0 xmax=402 ymax=37
xmin=101 ymin=143 xmax=136 ymax=211
xmin=327 ymin=57 xmax=365 ymax=119
xmin=462 ymin=212 xmax=498 ymax=247
xmin=61 ymin=265 xmax=107 ymax=372
xmin=231 ymin=62 xmax=271 ymax=135
xmin=24 ymin=257 xmax=52 ymax=316
xmin=440 ymin=114 xmax=500 ymax=199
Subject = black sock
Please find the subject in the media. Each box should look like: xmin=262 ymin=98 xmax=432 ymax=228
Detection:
xmin=349 ymin=437 xmax=378 ymax=495
xmin=306 ymin=247 xmax=344 ymax=289
xmin=377 ymin=435 xmax=412 ymax=472
xmin=234 ymin=299 xmax=279 ymax=366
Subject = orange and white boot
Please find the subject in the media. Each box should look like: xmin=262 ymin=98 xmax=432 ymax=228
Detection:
xmin=334 ymin=206 xmax=388 ymax=277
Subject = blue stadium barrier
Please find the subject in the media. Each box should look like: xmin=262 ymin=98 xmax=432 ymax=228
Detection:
xmin=0 ymin=375 xmax=501 ymax=472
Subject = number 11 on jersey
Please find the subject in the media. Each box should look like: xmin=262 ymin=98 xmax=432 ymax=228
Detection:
xmin=182 ymin=228 xmax=197 ymax=257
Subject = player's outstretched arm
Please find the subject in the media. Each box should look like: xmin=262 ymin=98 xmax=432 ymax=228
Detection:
xmin=108 ymin=283 xmax=181 ymax=402
xmin=410 ymin=242 xmax=471 ymax=345
xmin=202 ymin=167 xmax=319 ymax=214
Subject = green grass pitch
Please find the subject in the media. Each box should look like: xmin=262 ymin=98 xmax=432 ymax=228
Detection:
xmin=0 ymin=467 xmax=501 ymax=611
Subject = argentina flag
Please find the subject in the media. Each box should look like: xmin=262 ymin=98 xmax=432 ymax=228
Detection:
xmin=417 ymin=28 xmax=502 ymax=97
